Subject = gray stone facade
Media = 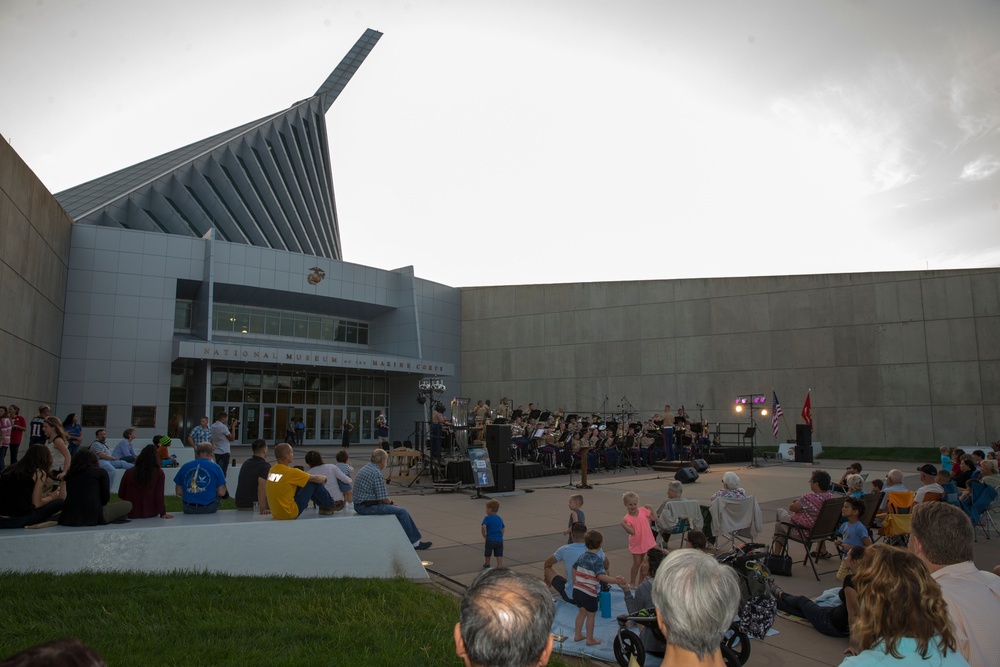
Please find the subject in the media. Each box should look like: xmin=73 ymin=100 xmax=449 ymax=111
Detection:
xmin=461 ymin=271 xmax=1000 ymax=450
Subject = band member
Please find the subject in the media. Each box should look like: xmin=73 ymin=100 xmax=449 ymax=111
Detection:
xmin=430 ymin=403 xmax=447 ymax=460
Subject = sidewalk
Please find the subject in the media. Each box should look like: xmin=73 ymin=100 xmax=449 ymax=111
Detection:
xmin=387 ymin=454 xmax=1000 ymax=667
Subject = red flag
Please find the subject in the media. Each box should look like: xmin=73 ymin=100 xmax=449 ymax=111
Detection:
xmin=801 ymin=392 xmax=813 ymax=432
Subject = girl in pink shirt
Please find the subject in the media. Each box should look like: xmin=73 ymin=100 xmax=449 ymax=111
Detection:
xmin=621 ymin=491 xmax=658 ymax=587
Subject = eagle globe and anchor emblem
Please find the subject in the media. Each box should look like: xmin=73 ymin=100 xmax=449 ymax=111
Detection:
xmin=307 ymin=267 xmax=326 ymax=285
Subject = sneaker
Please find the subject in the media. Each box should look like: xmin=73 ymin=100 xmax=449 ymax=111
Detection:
xmin=319 ymin=506 xmax=336 ymax=516
xmin=25 ymin=520 xmax=57 ymax=529
xmin=414 ymin=541 xmax=432 ymax=550
xmin=483 ymin=563 xmax=491 ymax=569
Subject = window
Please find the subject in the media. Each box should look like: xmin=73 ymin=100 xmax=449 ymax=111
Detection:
xmin=131 ymin=406 xmax=157 ymax=428
xmin=81 ymin=405 xmax=107 ymax=429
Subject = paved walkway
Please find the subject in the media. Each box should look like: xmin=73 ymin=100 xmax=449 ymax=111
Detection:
xmin=379 ymin=452 xmax=1000 ymax=667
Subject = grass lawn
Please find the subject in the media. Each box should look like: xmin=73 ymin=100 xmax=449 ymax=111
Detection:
xmin=0 ymin=573 xmax=456 ymax=666
xmin=0 ymin=572 xmax=579 ymax=666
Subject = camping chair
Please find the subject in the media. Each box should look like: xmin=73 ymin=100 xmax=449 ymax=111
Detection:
xmin=961 ymin=482 xmax=1000 ymax=542
xmin=920 ymin=491 xmax=942 ymax=503
xmin=774 ymin=497 xmax=844 ymax=581
xmin=876 ymin=491 xmax=915 ymax=546
xmin=655 ymin=498 xmax=703 ymax=548
xmin=940 ymin=481 xmax=960 ymax=505
xmin=710 ymin=495 xmax=763 ymax=554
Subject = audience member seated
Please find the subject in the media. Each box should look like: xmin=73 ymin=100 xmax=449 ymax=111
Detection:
xmin=879 ymin=469 xmax=908 ymax=509
xmin=650 ymin=549 xmax=741 ymax=667
xmin=711 ymin=471 xmax=747 ymax=501
xmin=117 ymin=444 xmax=173 ymax=519
xmin=954 ymin=456 xmax=976 ymax=489
xmin=543 ymin=521 xmax=609 ymax=603
xmin=770 ymin=545 xmax=863 ymax=642
xmin=840 ymin=543 xmax=968 ymax=665
xmin=0 ymin=444 xmax=64 ymax=529
xmin=112 ymin=428 xmax=138 ymax=464
xmin=173 ymin=443 xmax=227 ymax=514
xmin=265 ymin=444 xmax=339 ymax=519
xmin=304 ymin=449 xmax=350 ymax=512
xmin=959 ymin=459 xmax=999 ymax=504
xmin=832 ymin=462 xmax=863 ymax=494
xmin=655 ymin=481 xmax=703 ymax=547
xmin=454 ymin=568 xmax=555 ymax=667
xmin=58 ymin=449 xmax=132 ymax=526
xmin=235 ymin=439 xmax=271 ymax=512
xmin=915 ymin=464 xmax=945 ymax=502
xmin=684 ymin=530 xmax=711 ymax=552
xmin=622 ymin=547 xmax=669 ymax=655
xmin=771 ymin=469 xmax=834 ymax=557
xmin=910 ymin=501 xmax=1000 ymax=667
xmin=844 ymin=474 xmax=865 ymax=498
xmin=154 ymin=435 xmax=177 ymax=468
xmin=90 ymin=428 xmax=134 ymax=473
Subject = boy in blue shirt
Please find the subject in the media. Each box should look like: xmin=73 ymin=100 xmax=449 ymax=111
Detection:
xmin=834 ymin=497 xmax=872 ymax=580
xmin=572 ymin=530 xmax=627 ymax=645
xmin=482 ymin=499 xmax=505 ymax=568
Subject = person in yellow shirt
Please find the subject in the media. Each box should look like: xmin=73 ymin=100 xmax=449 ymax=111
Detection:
xmin=264 ymin=443 xmax=338 ymax=520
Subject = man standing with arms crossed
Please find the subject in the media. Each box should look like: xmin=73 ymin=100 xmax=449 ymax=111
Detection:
xmin=210 ymin=411 xmax=237 ymax=479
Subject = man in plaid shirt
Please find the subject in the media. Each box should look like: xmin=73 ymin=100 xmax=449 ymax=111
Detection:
xmin=186 ymin=416 xmax=211 ymax=449
xmin=353 ymin=449 xmax=431 ymax=550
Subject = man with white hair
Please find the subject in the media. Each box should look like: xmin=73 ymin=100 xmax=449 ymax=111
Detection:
xmin=880 ymin=468 xmax=908 ymax=509
xmin=454 ymin=568 xmax=555 ymax=667
xmin=353 ymin=449 xmax=431 ymax=550
xmin=651 ymin=549 xmax=740 ymax=666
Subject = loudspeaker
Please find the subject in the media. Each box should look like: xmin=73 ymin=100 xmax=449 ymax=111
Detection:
xmin=795 ymin=424 xmax=812 ymax=448
xmin=795 ymin=424 xmax=813 ymax=463
xmin=692 ymin=458 xmax=710 ymax=473
xmin=491 ymin=462 xmax=515 ymax=492
xmin=485 ymin=424 xmax=512 ymax=463
xmin=674 ymin=467 xmax=699 ymax=484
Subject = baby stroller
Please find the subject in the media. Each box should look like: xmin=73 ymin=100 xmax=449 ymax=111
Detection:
xmin=611 ymin=543 xmax=773 ymax=667
xmin=612 ymin=613 xmax=750 ymax=667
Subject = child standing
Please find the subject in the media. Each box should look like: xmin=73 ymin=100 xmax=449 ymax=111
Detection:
xmin=939 ymin=446 xmax=952 ymax=471
xmin=834 ymin=497 xmax=872 ymax=580
xmin=621 ymin=491 xmax=657 ymax=587
xmin=563 ymin=493 xmax=585 ymax=543
xmin=482 ymin=499 xmax=505 ymax=568
xmin=335 ymin=450 xmax=354 ymax=512
xmin=572 ymin=530 xmax=627 ymax=645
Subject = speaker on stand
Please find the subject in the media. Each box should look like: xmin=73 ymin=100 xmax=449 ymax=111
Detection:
xmin=795 ymin=424 xmax=813 ymax=463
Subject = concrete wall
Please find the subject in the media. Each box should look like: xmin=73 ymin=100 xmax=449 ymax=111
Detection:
xmin=461 ymin=270 xmax=1000 ymax=450
xmin=0 ymin=135 xmax=71 ymax=412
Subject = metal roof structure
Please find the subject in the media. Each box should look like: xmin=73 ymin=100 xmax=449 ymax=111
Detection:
xmin=55 ymin=28 xmax=382 ymax=261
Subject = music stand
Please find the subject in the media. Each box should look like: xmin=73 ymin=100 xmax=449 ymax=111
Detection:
xmin=743 ymin=425 xmax=764 ymax=468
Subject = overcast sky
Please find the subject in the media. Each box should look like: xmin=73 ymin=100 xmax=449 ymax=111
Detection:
xmin=2 ymin=0 xmax=999 ymax=287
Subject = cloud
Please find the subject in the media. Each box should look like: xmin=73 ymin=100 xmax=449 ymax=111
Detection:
xmin=960 ymin=156 xmax=1000 ymax=181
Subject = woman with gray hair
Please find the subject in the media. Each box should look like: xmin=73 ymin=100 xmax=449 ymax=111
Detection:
xmin=651 ymin=549 xmax=741 ymax=664
xmin=845 ymin=473 xmax=865 ymax=498
xmin=710 ymin=471 xmax=747 ymax=501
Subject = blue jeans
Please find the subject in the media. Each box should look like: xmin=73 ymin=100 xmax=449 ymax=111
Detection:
xmin=0 ymin=499 xmax=64 ymax=528
xmin=776 ymin=594 xmax=847 ymax=637
xmin=294 ymin=482 xmax=334 ymax=517
xmin=98 ymin=460 xmax=117 ymax=487
xmin=355 ymin=502 xmax=422 ymax=544
xmin=183 ymin=499 xmax=221 ymax=514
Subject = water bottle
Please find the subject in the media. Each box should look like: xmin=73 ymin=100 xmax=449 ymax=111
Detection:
xmin=599 ymin=589 xmax=611 ymax=618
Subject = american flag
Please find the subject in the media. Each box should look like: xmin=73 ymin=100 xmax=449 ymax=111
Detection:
xmin=771 ymin=391 xmax=783 ymax=438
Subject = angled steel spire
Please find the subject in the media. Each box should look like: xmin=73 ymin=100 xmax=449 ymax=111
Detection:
xmin=314 ymin=28 xmax=383 ymax=113
xmin=55 ymin=29 xmax=383 ymax=261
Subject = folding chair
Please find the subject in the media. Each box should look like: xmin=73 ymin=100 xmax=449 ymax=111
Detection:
xmin=774 ymin=497 xmax=844 ymax=580
xmin=876 ymin=491 xmax=915 ymax=546
xmin=962 ymin=482 xmax=1000 ymax=542
xmin=710 ymin=495 xmax=763 ymax=554
xmin=655 ymin=499 xmax=703 ymax=548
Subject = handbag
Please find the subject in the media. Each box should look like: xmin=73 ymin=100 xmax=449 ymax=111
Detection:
xmin=765 ymin=551 xmax=793 ymax=577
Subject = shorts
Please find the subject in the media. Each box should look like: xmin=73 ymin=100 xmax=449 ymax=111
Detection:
xmin=337 ymin=480 xmax=352 ymax=492
xmin=484 ymin=539 xmax=504 ymax=557
xmin=572 ymin=589 xmax=599 ymax=613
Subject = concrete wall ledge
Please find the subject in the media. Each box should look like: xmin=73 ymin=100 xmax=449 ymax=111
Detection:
xmin=0 ymin=510 xmax=428 ymax=580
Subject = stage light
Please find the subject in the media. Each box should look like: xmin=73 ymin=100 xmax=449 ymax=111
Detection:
xmin=761 ymin=409 xmax=768 ymax=416
xmin=735 ymin=405 xmax=743 ymax=413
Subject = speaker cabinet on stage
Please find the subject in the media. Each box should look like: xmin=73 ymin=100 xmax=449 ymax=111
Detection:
xmin=795 ymin=424 xmax=813 ymax=463
xmin=693 ymin=459 xmax=710 ymax=473
xmin=486 ymin=424 xmax=512 ymax=463
xmin=674 ymin=467 xmax=699 ymax=484
xmin=491 ymin=462 xmax=515 ymax=492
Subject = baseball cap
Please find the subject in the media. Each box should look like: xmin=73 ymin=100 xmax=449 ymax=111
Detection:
xmin=916 ymin=463 xmax=937 ymax=476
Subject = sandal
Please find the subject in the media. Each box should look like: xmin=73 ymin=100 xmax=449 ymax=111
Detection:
xmin=810 ymin=550 xmax=832 ymax=559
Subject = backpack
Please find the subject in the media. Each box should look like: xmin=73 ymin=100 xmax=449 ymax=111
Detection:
xmin=734 ymin=560 xmax=777 ymax=638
